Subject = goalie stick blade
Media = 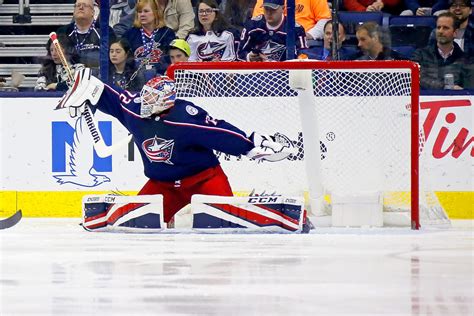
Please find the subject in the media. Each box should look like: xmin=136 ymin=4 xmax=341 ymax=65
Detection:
xmin=0 ymin=210 xmax=22 ymax=230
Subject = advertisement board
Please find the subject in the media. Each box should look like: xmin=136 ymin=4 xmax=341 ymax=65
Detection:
xmin=0 ymin=95 xmax=472 ymax=218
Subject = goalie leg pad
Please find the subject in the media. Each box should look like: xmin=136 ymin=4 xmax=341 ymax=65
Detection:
xmin=191 ymin=195 xmax=308 ymax=233
xmin=82 ymin=194 xmax=165 ymax=232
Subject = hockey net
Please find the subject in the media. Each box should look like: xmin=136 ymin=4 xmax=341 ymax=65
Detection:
xmin=167 ymin=61 xmax=450 ymax=229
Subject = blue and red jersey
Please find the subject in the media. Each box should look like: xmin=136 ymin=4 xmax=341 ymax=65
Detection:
xmin=239 ymin=15 xmax=308 ymax=61
xmin=94 ymin=84 xmax=255 ymax=182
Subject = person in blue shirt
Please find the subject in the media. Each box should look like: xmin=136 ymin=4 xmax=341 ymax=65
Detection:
xmin=122 ymin=0 xmax=176 ymax=76
xmin=58 ymin=68 xmax=293 ymax=224
xmin=239 ymin=0 xmax=308 ymax=61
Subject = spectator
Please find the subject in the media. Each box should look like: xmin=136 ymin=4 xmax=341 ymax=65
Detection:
xmin=355 ymin=22 xmax=404 ymax=60
xmin=114 ymin=0 xmax=195 ymax=39
xmin=313 ymin=21 xmax=357 ymax=60
xmin=223 ymin=0 xmax=255 ymax=30
xmin=252 ymin=0 xmax=331 ymax=40
xmin=123 ymin=0 xmax=176 ymax=76
xmin=109 ymin=0 xmax=134 ymax=28
xmin=56 ymin=0 xmax=116 ymax=71
xmin=428 ymin=0 xmax=473 ymax=55
xmin=344 ymin=0 xmax=405 ymax=15
xmin=108 ymin=38 xmax=147 ymax=92
xmin=401 ymin=0 xmax=448 ymax=16
xmin=411 ymin=12 xmax=472 ymax=90
xmin=187 ymin=0 xmax=240 ymax=61
xmin=240 ymin=0 xmax=308 ymax=61
xmin=35 ymin=37 xmax=84 ymax=91
xmin=168 ymin=38 xmax=191 ymax=64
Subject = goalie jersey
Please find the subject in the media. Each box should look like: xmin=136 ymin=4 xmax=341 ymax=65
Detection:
xmin=94 ymin=85 xmax=255 ymax=182
xmin=239 ymin=15 xmax=308 ymax=61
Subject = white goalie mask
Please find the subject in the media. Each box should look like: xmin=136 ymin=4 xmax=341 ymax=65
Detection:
xmin=140 ymin=76 xmax=177 ymax=117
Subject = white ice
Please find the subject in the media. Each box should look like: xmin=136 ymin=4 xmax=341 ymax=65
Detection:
xmin=1 ymin=219 xmax=473 ymax=315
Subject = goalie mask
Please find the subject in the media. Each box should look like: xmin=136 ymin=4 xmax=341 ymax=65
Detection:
xmin=140 ymin=76 xmax=177 ymax=117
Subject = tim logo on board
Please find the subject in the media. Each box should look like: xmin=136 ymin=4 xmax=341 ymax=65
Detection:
xmin=51 ymin=117 xmax=112 ymax=188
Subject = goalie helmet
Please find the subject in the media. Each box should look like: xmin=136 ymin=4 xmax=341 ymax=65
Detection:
xmin=140 ymin=76 xmax=177 ymax=117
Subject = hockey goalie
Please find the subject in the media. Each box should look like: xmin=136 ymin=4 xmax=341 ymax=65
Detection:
xmin=58 ymin=68 xmax=311 ymax=233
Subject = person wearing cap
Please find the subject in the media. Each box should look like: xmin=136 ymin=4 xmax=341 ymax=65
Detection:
xmin=168 ymin=38 xmax=191 ymax=64
xmin=239 ymin=0 xmax=308 ymax=61
xmin=427 ymin=0 xmax=473 ymax=56
xmin=186 ymin=0 xmax=241 ymax=62
xmin=411 ymin=12 xmax=472 ymax=90
xmin=447 ymin=0 xmax=472 ymax=56
xmin=252 ymin=0 xmax=330 ymax=40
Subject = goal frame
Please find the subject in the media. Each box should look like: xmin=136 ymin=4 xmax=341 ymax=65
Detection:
xmin=167 ymin=60 xmax=421 ymax=229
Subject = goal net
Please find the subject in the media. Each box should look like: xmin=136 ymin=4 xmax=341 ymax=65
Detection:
xmin=167 ymin=61 xmax=450 ymax=229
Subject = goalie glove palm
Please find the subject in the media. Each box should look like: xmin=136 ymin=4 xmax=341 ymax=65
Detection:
xmin=246 ymin=133 xmax=294 ymax=162
xmin=56 ymin=68 xmax=104 ymax=117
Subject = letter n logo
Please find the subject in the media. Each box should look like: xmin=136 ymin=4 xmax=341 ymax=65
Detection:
xmin=51 ymin=121 xmax=112 ymax=172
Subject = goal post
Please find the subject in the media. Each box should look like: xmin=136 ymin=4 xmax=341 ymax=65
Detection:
xmin=167 ymin=60 xmax=449 ymax=230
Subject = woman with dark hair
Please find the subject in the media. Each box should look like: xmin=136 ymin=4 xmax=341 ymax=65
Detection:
xmin=35 ymin=37 xmax=84 ymax=91
xmin=108 ymin=38 xmax=147 ymax=92
xmin=186 ymin=0 xmax=240 ymax=61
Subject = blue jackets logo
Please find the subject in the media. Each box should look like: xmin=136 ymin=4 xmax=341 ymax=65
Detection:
xmin=142 ymin=136 xmax=174 ymax=164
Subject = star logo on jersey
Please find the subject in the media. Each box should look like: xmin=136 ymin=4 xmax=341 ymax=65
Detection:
xmin=260 ymin=40 xmax=286 ymax=61
xmin=197 ymin=40 xmax=228 ymax=61
xmin=142 ymin=136 xmax=174 ymax=164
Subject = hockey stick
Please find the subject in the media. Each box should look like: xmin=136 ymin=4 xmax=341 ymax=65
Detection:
xmin=0 ymin=210 xmax=22 ymax=230
xmin=49 ymin=32 xmax=132 ymax=158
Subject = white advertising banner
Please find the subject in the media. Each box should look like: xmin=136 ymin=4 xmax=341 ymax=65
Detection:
xmin=0 ymin=95 xmax=472 ymax=192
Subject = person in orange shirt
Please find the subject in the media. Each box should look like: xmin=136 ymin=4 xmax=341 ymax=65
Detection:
xmin=252 ymin=0 xmax=331 ymax=40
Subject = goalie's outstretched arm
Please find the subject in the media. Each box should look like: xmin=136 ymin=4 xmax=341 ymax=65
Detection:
xmin=162 ymin=101 xmax=294 ymax=162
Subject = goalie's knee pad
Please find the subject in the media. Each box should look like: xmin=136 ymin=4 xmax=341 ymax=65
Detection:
xmin=82 ymin=194 xmax=164 ymax=232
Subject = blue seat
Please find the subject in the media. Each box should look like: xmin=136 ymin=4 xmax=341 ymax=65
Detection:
xmin=389 ymin=16 xmax=436 ymax=48
xmin=338 ymin=11 xmax=384 ymax=32
xmin=389 ymin=16 xmax=437 ymax=28
xmin=392 ymin=45 xmax=417 ymax=59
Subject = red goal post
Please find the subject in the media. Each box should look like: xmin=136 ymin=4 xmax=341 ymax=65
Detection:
xmin=167 ymin=60 xmax=449 ymax=230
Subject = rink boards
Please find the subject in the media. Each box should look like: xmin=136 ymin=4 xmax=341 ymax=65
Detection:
xmin=0 ymin=94 xmax=472 ymax=219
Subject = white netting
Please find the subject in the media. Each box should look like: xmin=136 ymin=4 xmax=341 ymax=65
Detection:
xmin=171 ymin=62 xmax=450 ymax=228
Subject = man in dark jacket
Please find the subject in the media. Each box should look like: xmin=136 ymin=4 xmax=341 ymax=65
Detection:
xmin=428 ymin=0 xmax=473 ymax=57
xmin=412 ymin=12 xmax=472 ymax=90
xmin=355 ymin=22 xmax=405 ymax=60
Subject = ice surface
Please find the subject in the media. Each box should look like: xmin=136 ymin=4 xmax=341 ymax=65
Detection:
xmin=1 ymin=219 xmax=473 ymax=315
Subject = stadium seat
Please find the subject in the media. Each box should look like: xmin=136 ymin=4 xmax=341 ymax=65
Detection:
xmin=389 ymin=16 xmax=436 ymax=48
xmin=338 ymin=11 xmax=384 ymax=33
xmin=392 ymin=45 xmax=417 ymax=59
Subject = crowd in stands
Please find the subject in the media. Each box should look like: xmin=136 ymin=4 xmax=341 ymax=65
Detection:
xmin=0 ymin=0 xmax=472 ymax=91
